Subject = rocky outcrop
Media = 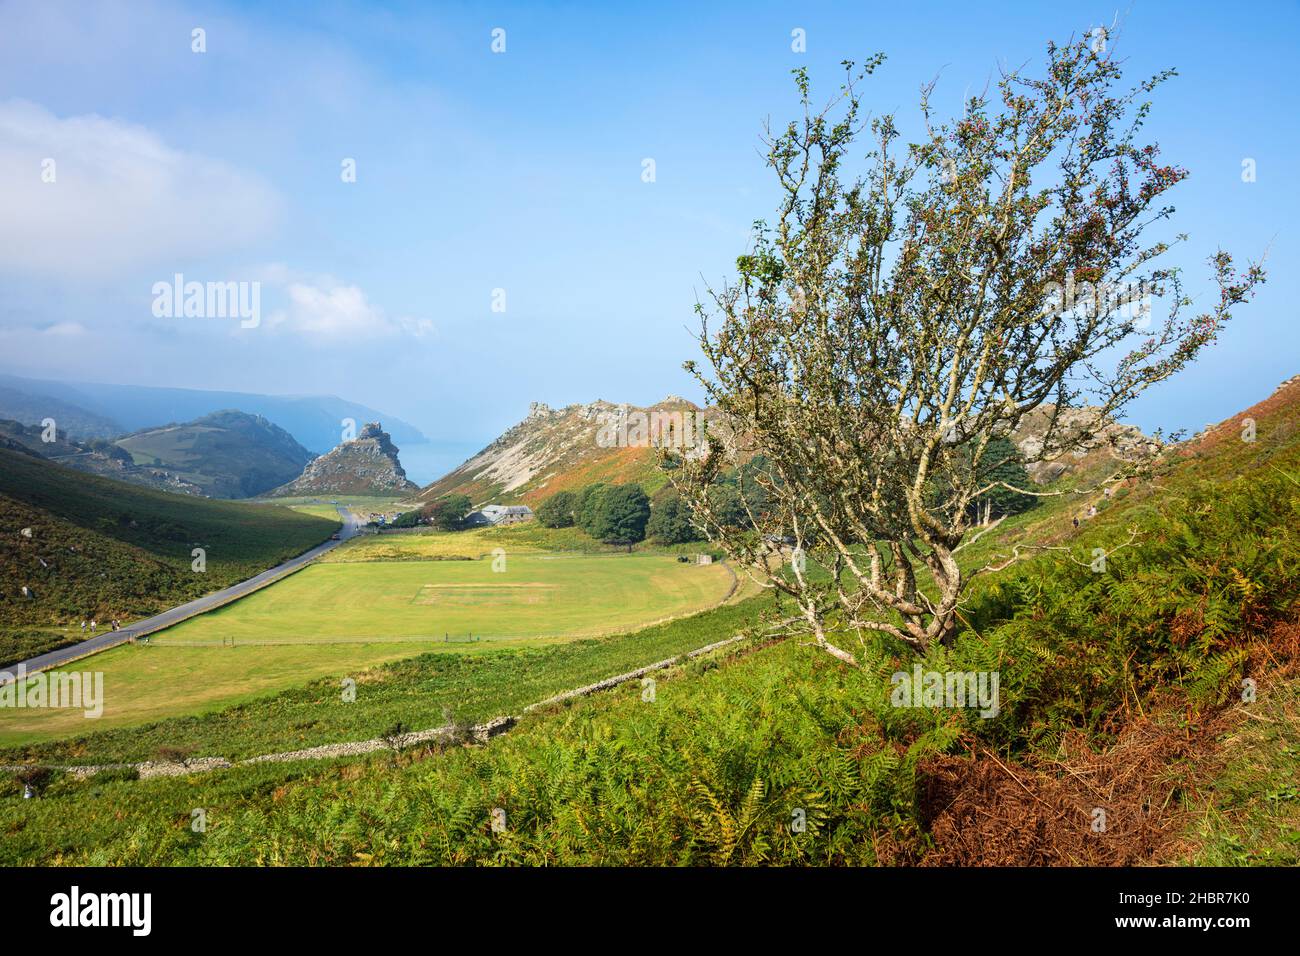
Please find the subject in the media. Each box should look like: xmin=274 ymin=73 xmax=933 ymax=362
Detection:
xmin=418 ymin=397 xmax=709 ymax=506
xmin=269 ymin=422 xmax=418 ymax=497
xmin=1011 ymin=405 xmax=1156 ymax=484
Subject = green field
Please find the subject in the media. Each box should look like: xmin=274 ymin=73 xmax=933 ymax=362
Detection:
xmin=154 ymin=553 xmax=732 ymax=644
xmin=0 ymin=552 xmax=735 ymax=743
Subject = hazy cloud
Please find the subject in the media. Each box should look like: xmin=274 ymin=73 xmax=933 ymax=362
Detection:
xmin=0 ymin=99 xmax=280 ymax=278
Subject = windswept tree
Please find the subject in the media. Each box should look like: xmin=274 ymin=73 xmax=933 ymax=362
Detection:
xmin=674 ymin=35 xmax=1264 ymax=663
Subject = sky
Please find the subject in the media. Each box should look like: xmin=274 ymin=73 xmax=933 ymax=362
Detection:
xmin=1 ymin=0 xmax=1296 ymax=452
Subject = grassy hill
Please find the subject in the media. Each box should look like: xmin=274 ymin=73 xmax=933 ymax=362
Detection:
xmin=114 ymin=410 xmax=315 ymax=499
xmin=0 ymin=448 xmax=337 ymax=664
xmin=0 ymin=418 xmax=205 ymax=496
xmin=2 ymin=376 xmax=1297 ymax=865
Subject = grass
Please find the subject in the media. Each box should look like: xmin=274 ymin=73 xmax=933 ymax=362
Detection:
xmin=0 ymin=552 xmax=736 ymax=744
xmin=0 ymin=595 xmax=768 ymax=764
xmin=8 ymin=437 xmax=1295 ymax=865
xmin=259 ymin=495 xmax=413 ymax=521
xmin=0 ymin=633 xmax=876 ymax=866
xmin=1183 ymin=674 xmax=1300 ymax=865
xmin=154 ymin=553 xmax=733 ymax=644
xmin=320 ymin=522 xmax=729 ymax=564
xmin=4 ymin=382 xmax=1298 ymax=866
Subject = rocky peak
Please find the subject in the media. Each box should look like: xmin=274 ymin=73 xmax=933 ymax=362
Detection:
xmin=268 ymin=422 xmax=417 ymax=497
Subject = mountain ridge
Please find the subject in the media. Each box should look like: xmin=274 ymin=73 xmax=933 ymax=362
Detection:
xmin=419 ymin=397 xmax=706 ymax=507
xmin=0 ymin=373 xmax=428 ymax=453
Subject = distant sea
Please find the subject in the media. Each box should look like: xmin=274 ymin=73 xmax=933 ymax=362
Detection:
xmin=396 ymin=440 xmax=484 ymax=486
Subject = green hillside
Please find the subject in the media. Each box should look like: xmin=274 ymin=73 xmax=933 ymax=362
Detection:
xmin=114 ymin=410 xmax=315 ymax=498
xmin=0 ymin=447 xmax=337 ymax=664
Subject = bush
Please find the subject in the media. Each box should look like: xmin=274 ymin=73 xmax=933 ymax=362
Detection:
xmin=424 ymin=494 xmax=472 ymax=531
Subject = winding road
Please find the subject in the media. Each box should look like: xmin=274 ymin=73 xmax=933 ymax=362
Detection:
xmin=1 ymin=506 xmax=361 ymax=681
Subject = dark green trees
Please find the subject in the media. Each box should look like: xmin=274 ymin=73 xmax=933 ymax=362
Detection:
xmin=647 ymin=490 xmax=697 ymax=544
xmin=537 ymin=490 xmax=577 ymax=528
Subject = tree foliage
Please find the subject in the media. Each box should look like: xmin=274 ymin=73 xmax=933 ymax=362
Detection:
xmin=592 ymin=484 xmax=651 ymax=543
xmin=674 ymin=35 xmax=1264 ymax=660
xmin=647 ymin=490 xmax=697 ymax=544
xmin=422 ymin=493 xmax=472 ymax=531
xmin=537 ymin=490 xmax=577 ymax=528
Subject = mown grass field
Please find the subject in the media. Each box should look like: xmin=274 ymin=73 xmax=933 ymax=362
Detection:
xmin=320 ymin=522 xmax=723 ymax=563
xmin=0 ymin=596 xmax=768 ymax=764
xmin=0 ymin=552 xmax=736 ymax=744
xmin=262 ymin=495 xmax=413 ymax=521
xmin=153 ymin=553 xmax=733 ymax=645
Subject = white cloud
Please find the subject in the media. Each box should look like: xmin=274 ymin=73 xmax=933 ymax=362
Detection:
xmin=264 ymin=273 xmax=434 ymax=341
xmin=0 ymin=99 xmax=280 ymax=277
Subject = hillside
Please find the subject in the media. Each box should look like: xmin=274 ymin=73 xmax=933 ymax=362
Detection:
xmin=0 ymin=448 xmax=337 ymax=665
xmin=268 ymin=422 xmax=418 ymax=497
xmin=420 ymin=397 xmax=705 ymax=506
xmin=421 ymin=395 xmax=1151 ymax=512
xmin=114 ymin=410 xmax=315 ymax=499
xmin=0 ymin=419 xmax=205 ymax=495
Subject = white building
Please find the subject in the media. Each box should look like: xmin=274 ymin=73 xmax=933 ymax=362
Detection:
xmin=464 ymin=504 xmax=534 ymax=527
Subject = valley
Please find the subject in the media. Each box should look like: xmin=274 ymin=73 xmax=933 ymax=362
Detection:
xmin=2 ymin=3 xmax=1294 ymax=927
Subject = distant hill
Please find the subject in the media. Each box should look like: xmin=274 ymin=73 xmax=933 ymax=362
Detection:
xmin=0 ymin=383 xmax=123 ymax=440
xmin=0 ymin=373 xmax=428 ymax=453
xmin=419 ymin=397 xmax=705 ymax=506
xmin=0 ymin=447 xmax=336 ymax=666
xmin=269 ymin=422 xmax=419 ymax=497
xmin=114 ymin=410 xmax=316 ymax=499
xmin=0 ymin=419 xmax=206 ymax=496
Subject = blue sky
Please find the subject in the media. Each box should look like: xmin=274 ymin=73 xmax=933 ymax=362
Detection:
xmin=1 ymin=0 xmax=1296 ymax=454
